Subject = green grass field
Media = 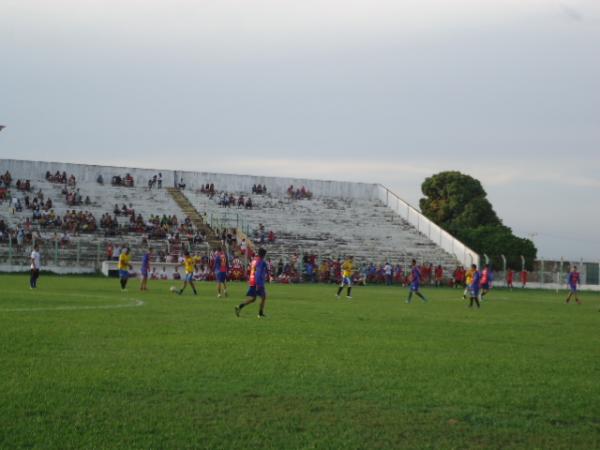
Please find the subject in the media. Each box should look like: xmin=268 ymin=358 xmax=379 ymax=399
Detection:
xmin=1 ymin=274 xmax=599 ymax=449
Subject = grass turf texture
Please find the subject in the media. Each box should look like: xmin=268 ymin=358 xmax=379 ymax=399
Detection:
xmin=1 ymin=274 xmax=599 ymax=449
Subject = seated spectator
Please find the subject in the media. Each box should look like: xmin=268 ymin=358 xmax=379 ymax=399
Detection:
xmin=1 ymin=170 xmax=12 ymax=187
xmin=124 ymin=173 xmax=134 ymax=187
xmin=268 ymin=230 xmax=276 ymax=243
xmin=97 ymin=174 xmax=104 ymax=185
xmin=252 ymin=184 xmax=257 ymax=194
xmin=84 ymin=196 xmax=91 ymax=205
xmin=245 ymin=197 xmax=253 ymax=209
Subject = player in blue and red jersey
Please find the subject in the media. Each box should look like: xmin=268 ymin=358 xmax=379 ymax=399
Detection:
xmin=140 ymin=247 xmax=152 ymax=291
xmin=479 ymin=264 xmax=491 ymax=301
xmin=235 ymin=248 xmax=269 ymax=318
xmin=214 ymin=247 xmax=229 ymax=298
xmin=406 ymin=259 xmax=428 ymax=304
xmin=469 ymin=264 xmax=481 ymax=308
xmin=565 ymin=265 xmax=581 ymax=305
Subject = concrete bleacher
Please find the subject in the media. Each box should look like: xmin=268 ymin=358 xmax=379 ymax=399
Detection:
xmin=0 ymin=169 xmax=192 ymax=270
xmin=183 ymin=190 xmax=459 ymax=269
xmin=1 ymin=159 xmax=478 ymax=273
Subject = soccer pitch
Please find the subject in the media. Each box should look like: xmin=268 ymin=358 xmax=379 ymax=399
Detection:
xmin=1 ymin=275 xmax=599 ymax=449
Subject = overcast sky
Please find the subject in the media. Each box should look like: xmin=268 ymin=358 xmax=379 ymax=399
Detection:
xmin=1 ymin=0 xmax=599 ymax=260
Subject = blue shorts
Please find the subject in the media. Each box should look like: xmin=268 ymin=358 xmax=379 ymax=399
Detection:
xmin=246 ymin=285 xmax=266 ymax=298
xmin=410 ymin=283 xmax=420 ymax=292
xmin=185 ymin=273 xmax=194 ymax=282
xmin=216 ymin=272 xmax=227 ymax=283
xmin=141 ymin=269 xmax=149 ymax=278
xmin=569 ymin=285 xmax=577 ymax=293
xmin=119 ymin=270 xmax=129 ymax=280
xmin=340 ymin=276 xmax=352 ymax=287
xmin=471 ymin=287 xmax=480 ymax=297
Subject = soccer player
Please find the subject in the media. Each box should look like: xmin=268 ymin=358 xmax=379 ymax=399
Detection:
xmin=336 ymin=256 xmax=354 ymax=299
xmin=462 ymin=265 xmax=474 ymax=299
xmin=565 ymin=266 xmax=581 ymax=305
xmin=177 ymin=250 xmax=198 ymax=295
xmin=479 ymin=264 xmax=491 ymax=301
xmin=214 ymin=247 xmax=228 ymax=298
xmin=506 ymin=268 xmax=514 ymax=290
xmin=118 ymin=247 xmax=133 ymax=291
xmin=140 ymin=247 xmax=152 ymax=291
xmin=30 ymin=243 xmax=41 ymax=289
xmin=235 ymin=248 xmax=269 ymax=318
xmin=407 ymin=259 xmax=427 ymax=304
xmin=469 ymin=264 xmax=481 ymax=308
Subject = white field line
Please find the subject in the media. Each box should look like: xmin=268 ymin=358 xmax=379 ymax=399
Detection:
xmin=0 ymin=298 xmax=145 ymax=312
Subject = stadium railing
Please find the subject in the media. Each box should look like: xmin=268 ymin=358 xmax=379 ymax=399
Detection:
xmin=377 ymin=185 xmax=480 ymax=269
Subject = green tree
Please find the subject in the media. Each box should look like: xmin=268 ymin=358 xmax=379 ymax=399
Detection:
xmin=420 ymin=171 xmax=537 ymax=270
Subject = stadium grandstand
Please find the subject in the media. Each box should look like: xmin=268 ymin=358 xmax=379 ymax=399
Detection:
xmin=0 ymin=159 xmax=478 ymax=282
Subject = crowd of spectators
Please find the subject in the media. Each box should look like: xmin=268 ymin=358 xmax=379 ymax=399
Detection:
xmin=199 ymin=183 xmax=216 ymax=196
xmin=217 ymin=192 xmax=253 ymax=209
xmin=147 ymin=173 xmax=163 ymax=190
xmin=111 ymin=173 xmax=134 ymax=187
xmin=287 ymin=185 xmax=312 ymax=200
xmin=255 ymin=223 xmax=276 ymax=244
xmin=15 ymin=179 xmax=32 ymax=191
xmin=251 ymin=184 xmax=267 ymax=194
xmin=46 ymin=171 xmax=76 ymax=187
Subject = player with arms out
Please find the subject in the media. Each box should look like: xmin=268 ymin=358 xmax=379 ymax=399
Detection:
xmin=214 ymin=246 xmax=228 ymax=298
xmin=177 ymin=250 xmax=198 ymax=295
xmin=565 ymin=265 xmax=581 ymax=305
xmin=235 ymin=248 xmax=269 ymax=318
xmin=30 ymin=243 xmax=41 ymax=289
xmin=407 ymin=259 xmax=427 ymax=304
xmin=336 ymin=256 xmax=354 ymax=299
xmin=140 ymin=247 xmax=152 ymax=291
xmin=118 ymin=247 xmax=133 ymax=291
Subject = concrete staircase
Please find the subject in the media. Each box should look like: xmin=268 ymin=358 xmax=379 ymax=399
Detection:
xmin=166 ymin=187 xmax=221 ymax=249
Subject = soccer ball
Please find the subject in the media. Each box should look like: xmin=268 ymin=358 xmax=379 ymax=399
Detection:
xmin=169 ymin=286 xmax=177 ymax=293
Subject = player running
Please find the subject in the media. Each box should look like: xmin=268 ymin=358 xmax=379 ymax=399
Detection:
xmin=479 ymin=264 xmax=491 ymax=301
xmin=407 ymin=259 xmax=427 ymax=304
xmin=565 ymin=266 xmax=581 ymax=305
xmin=177 ymin=251 xmax=198 ymax=296
xmin=336 ymin=256 xmax=354 ymax=299
xmin=140 ymin=247 xmax=152 ymax=291
xmin=118 ymin=247 xmax=133 ymax=291
xmin=235 ymin=248 xmax=269 ymax=318
xmin=469 ymin=264 xmax=481 ymax=308
xmin=214 ymin=247 xmax=228 ymax=298
xmin=30 ymin=243 xmax=41 ymax=289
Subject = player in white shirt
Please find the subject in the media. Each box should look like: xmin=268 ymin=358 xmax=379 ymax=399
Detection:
xmin=30 ymin=243 xmax=41 ymax=289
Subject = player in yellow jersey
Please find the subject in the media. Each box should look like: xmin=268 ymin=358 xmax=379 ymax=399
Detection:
xmin=463 ymin=265 xmax=476 ymax=300
xmin=336 ymin=256 xmax=354 ymax=299
xmin=177 ymin=250 xmax=198 ymax=295
xmin=118 ymin=247 xmax=133 ymax=291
